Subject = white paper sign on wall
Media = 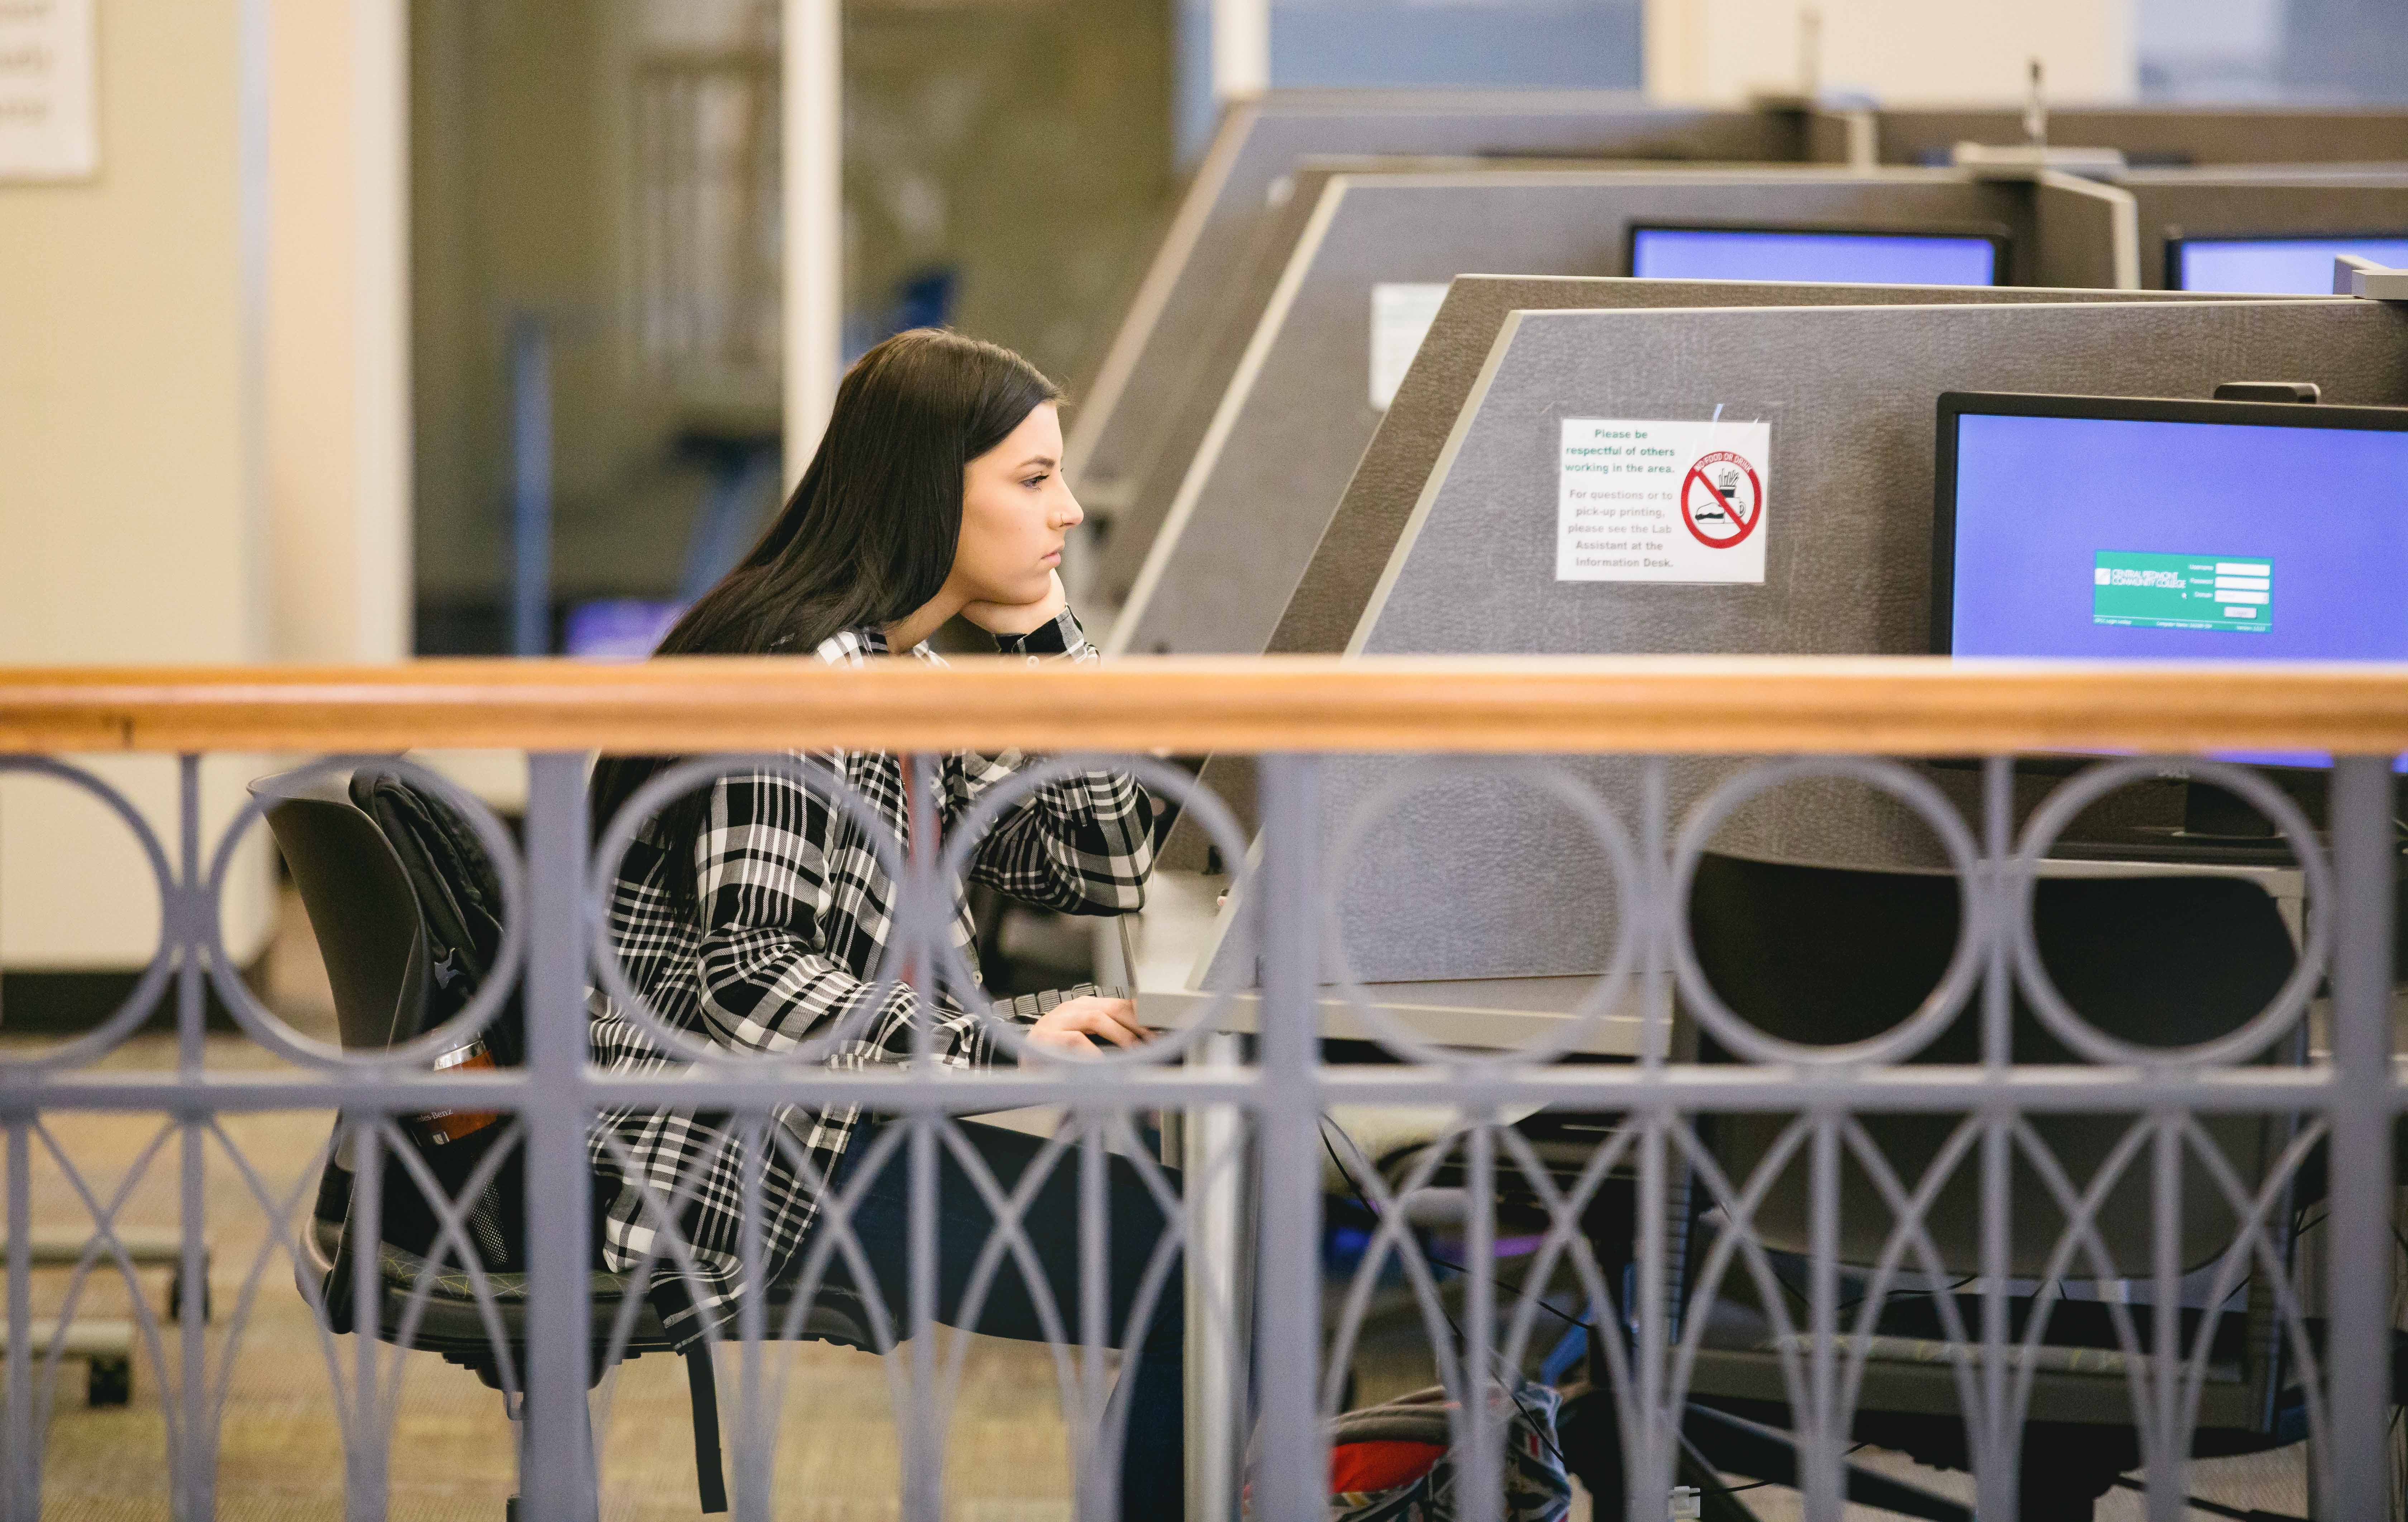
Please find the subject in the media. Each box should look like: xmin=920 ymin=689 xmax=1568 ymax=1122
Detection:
xmin=1369 ymin=282 xmax=1449 ymax=411
xmin=0 ymin=0 xmax=98 ymax=183
xmin=1557 ymin=417 xmax=1772 ymax=584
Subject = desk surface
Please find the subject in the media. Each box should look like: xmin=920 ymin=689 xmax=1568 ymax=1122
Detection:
xmin=1137 ymin=978 xmax=1643 ymax=1057
xmin=1128 ymin=869 xmax=1642 ymax=1056
xmin=1124 ymin=859 xmax=2324 ymax=1061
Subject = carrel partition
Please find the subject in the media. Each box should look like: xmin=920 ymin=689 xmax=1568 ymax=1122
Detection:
xmin=1108 ymin=168 xmax=2140 ymax=655
xmin=1070 ymin=92 xmax=1826 ymax=519
xmin=2121 ymin=168 xmax=2408 ymax=290
xmin=1175 ymin=295 xmax=2408 ymax=989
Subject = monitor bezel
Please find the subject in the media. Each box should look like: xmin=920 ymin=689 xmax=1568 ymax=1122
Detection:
xmin=1625 ymin=220 xmax=2015 ymax=286
xmin=2163 ymin=228 xmax=2408 ymax=291
xmin=1929 ymin=390 xmax=2408 ymax=657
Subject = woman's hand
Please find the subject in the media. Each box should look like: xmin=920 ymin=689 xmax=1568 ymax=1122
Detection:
xmin=960 ymin=571 xmax=1069 ymax=639
xmin=1026 ymin=994 xmax=1153 ymax=1056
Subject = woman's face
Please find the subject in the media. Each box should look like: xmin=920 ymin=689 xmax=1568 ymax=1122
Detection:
xmin=952 ymin=402 xmax=1081 ymax=606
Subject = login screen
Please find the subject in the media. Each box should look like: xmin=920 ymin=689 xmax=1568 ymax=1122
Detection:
xmin=1947 ymin=411 xmax=2408 ymax=662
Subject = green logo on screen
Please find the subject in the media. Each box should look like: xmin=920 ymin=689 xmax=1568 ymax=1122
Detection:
xmin=2092 ymin=551 xmax=2270 ymax=634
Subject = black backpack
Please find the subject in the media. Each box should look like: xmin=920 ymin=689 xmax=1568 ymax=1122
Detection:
xmin=316 ymin=770 xmax=734 ymax=1513
xmin=319 ymin=770 xmax=529 ymax=1312
xmin=350 ymin=768 xmax=524 ymax=1068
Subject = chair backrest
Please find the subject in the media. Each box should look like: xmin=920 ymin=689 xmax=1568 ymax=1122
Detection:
xmin=252 ymin=771 xmax=430 ymax=1053
xmin=1682 ymin=851 xmax=2302 ymax=1280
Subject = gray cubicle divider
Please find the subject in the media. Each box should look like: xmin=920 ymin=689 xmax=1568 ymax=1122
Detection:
xmin=2036 ymin=170 xmax=2141 ymax=289
xmin=1870 ymin=105 xmax=2408 ymax=168
xmin=1091 ymin=154 xmax=1894 ymax=617
xmin=1280 ymin=273 xmax=2200 ymax=659
xmin=1187 ymin=296 xmax=2408 ymax=990
xmin=2123 ymin=168 xmax=2408 ymax=289
xmin=1105 ymin=168 xmax=2136 ymax=654
xmin=1160 ymin=272 xmax=2254 ymax=878
xmin=1067 ymin=93 xmax=1822 ymax=511
xmin=1093 ymin=150 xmax=1753 ymax=611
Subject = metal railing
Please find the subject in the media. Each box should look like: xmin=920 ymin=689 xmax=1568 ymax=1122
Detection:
xmin=0 ymin=656 xmax=2402 ymax=1521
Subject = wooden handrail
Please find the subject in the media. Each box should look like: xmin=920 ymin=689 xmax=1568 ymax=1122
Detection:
xmin=4 ymin=656 xmax=2408 ymax=755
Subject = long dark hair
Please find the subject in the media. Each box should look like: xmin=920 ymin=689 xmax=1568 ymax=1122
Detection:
xmin=589 ymin=328 xmax=1062 ymax=866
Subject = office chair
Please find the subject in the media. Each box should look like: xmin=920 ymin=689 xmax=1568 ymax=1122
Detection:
xmin=257 ymin=764 xmax=873 ymax=1518
xmin=1551 ymin=850 xmax=2337 ymax=1522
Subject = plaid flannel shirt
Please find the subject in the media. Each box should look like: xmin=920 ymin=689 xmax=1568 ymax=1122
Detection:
xmin=586 ymin=607 xmax=1154 ymax=1338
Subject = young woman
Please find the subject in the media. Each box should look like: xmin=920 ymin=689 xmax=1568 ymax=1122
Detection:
xmin=587 ymin=329 xmax=1180 ymax=1515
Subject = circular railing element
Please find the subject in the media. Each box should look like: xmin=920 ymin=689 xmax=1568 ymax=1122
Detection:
xmin=588 ymin=752 xmax=910 ymax=1067
xmin=1322 ymin=758 xmax=1642 ymax=1068
xmin=930 ymin=753 xmax=1254 ymax=1068
xmin=205 ymin=755 xmax=527 ymax=1070
xmin=2010 ymin=756 xmax=2331 ymax=1068
xmin=1669 ymin=757 xmax=1985 ymax=1067
xmin=0 ymin=758 xmax=177 ymax=1073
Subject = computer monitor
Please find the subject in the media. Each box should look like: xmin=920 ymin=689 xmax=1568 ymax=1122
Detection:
xmin=2166 ymin=232 xmax=2408 ymax=294
xmin=1628 ymin=223 xmax=2008 ymax=286
xmin=1933 ymin=391 xmax=2408 ymax=769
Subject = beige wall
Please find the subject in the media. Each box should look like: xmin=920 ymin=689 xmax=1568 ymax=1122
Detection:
xmin=1646 ymin=0 xmax=2137 ymax=105
xmin=268 ymin=0 xmax=412 ymax=666
xmin=0 ymin=4 xmax=254 ymax=662
xmin=0 ymin=1 xmax=273 ymax=972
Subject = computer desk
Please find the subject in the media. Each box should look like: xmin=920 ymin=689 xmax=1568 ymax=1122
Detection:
xmin=1124 ymin=866 xmax=1645 ymax=1058
xmin=1112 ymin=855 xmax=2337 ymax=1518
xmin=1124 ymin=857 xmax=2321 ymax=1053
xmin=1116 ymin=871 xmax=1651 ymax=1517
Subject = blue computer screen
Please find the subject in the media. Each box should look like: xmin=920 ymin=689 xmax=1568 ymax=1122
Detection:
xmin=1630 ymin=226 xmax=2001 ymax=286
xmin=2173 ymin=236 xmax=2408 ymax=294
xmin=1947 ymin=409 xmax=2408 ymax=764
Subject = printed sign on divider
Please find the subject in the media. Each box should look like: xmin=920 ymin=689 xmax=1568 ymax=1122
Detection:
xmin=1557 ymin=417 xmax=1772 ymax=583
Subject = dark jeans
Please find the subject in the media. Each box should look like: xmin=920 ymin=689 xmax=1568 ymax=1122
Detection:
xmin=816 ymin=1117 xmax=1185 ymax=1520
